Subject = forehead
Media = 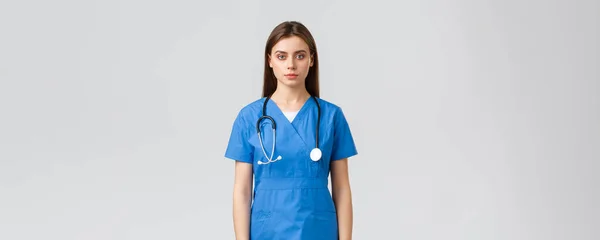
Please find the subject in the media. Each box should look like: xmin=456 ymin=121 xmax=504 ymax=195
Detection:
xmin=271 ymin=36 xmax=309 ymax=53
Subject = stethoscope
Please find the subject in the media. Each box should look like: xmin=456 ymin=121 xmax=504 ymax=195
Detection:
xmin=256 ymin=95 xmax=322 ymax=165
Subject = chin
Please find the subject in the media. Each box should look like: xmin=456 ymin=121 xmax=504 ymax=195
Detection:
xmin=278 ymin=79 xmax=305 ymax=88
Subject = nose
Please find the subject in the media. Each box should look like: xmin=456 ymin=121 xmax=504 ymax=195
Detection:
xmin=286 ymin=58 xmax=296 ymax=70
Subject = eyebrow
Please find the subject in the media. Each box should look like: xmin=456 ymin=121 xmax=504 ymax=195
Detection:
xmin=273 ymin=50 xmax=308 ymax=54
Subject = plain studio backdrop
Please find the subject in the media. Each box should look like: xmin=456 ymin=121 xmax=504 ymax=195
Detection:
xmin=0 ymin=0 xmax=598 ymax=239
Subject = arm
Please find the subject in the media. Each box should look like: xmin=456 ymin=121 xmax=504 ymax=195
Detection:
xmin=331 ymin=158 xmax=353 ymax=240
xmin=232 ymin=161 xmax=253 ymax=240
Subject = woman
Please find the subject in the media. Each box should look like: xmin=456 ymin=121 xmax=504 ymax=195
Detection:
xmin=225 ymin=21 xmax=358 ymax=240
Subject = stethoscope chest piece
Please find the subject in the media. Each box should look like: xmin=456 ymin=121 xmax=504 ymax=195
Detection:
xmin=310 ymin=148 xmax=322 ymax=161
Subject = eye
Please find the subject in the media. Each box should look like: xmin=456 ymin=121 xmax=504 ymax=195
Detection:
xmin=296 ymin=54 xmax=305 ymax=59
xmin=277 ymin=55 xmax=286 ymax=60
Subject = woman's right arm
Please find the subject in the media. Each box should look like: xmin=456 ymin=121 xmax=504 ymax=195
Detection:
xmin=232 ymin=161 xmax=253 ymax=240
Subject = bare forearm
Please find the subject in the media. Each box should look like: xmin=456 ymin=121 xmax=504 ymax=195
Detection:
xmin=233 ymin=188 xmax=252 ymax=240
xmin=232 ymin=162 xmax=253 ymax=239
xmin=333 ymin=187 xmax=353 ymax=240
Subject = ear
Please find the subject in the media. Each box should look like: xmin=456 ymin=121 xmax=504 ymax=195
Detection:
xmin=309 ymin=54 xmax=314 ymax=67
xmin=268 ymin=54 xmax=273 ymax=68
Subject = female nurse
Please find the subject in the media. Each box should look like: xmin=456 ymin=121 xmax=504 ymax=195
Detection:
xmin=225 ymin=20 xmax=358 ymax=240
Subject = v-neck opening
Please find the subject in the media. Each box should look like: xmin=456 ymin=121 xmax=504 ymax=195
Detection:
xmin=267 ymin=96 xmax=313 ymax=126
xmin=261 ymin=96 xmax=316 ymax=158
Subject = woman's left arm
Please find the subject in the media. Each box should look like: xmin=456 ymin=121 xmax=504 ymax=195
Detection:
xmin=331 ymin=158 xmax=353 ymax=240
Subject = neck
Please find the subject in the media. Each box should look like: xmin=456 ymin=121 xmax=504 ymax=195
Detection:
xmin=270 ymin=85 xmax=310 ymax=104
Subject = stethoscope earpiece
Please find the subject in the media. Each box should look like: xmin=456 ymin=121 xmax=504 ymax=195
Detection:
xmin=258 ymin=155 xmax=282 ymax=165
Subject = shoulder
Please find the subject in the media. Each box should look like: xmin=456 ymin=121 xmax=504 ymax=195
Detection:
xmin=232 ymin=98 xmax=266 ymax=122
xmin=315 ymin=97 xmax=341 ymax=110
xmin=315 ymin=97 xmax=355 ymax=126
xmin=315 ymin=97 xmax=346 ymax=116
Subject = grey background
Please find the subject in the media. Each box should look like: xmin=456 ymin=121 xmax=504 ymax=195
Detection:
xmin=1 ymin=0 xmax=598 ymax=239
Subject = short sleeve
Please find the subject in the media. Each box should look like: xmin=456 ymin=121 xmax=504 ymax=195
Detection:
xmin=224 ymin=110 xmax=254 ymax=163
xmin=331 ymin=107 xmax=358 ymax=161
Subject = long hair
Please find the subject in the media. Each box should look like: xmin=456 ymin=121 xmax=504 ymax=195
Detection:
xmin=262 ymin=21 xmax=320 ymax=98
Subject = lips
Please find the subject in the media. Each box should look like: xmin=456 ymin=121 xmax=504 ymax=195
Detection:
xmin=284 ymin=73 xmax=299 ymax=79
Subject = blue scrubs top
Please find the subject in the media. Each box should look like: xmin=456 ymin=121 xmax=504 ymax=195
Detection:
xmin=225 ymin=97 xmax=358 ymax=240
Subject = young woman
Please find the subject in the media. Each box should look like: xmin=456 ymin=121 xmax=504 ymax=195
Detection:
xmin=225 ymin=21 xmax=358 ymax=240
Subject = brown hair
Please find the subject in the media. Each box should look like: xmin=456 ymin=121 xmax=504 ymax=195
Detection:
xmin=262 ymin=21 xmax=320 ymax=98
